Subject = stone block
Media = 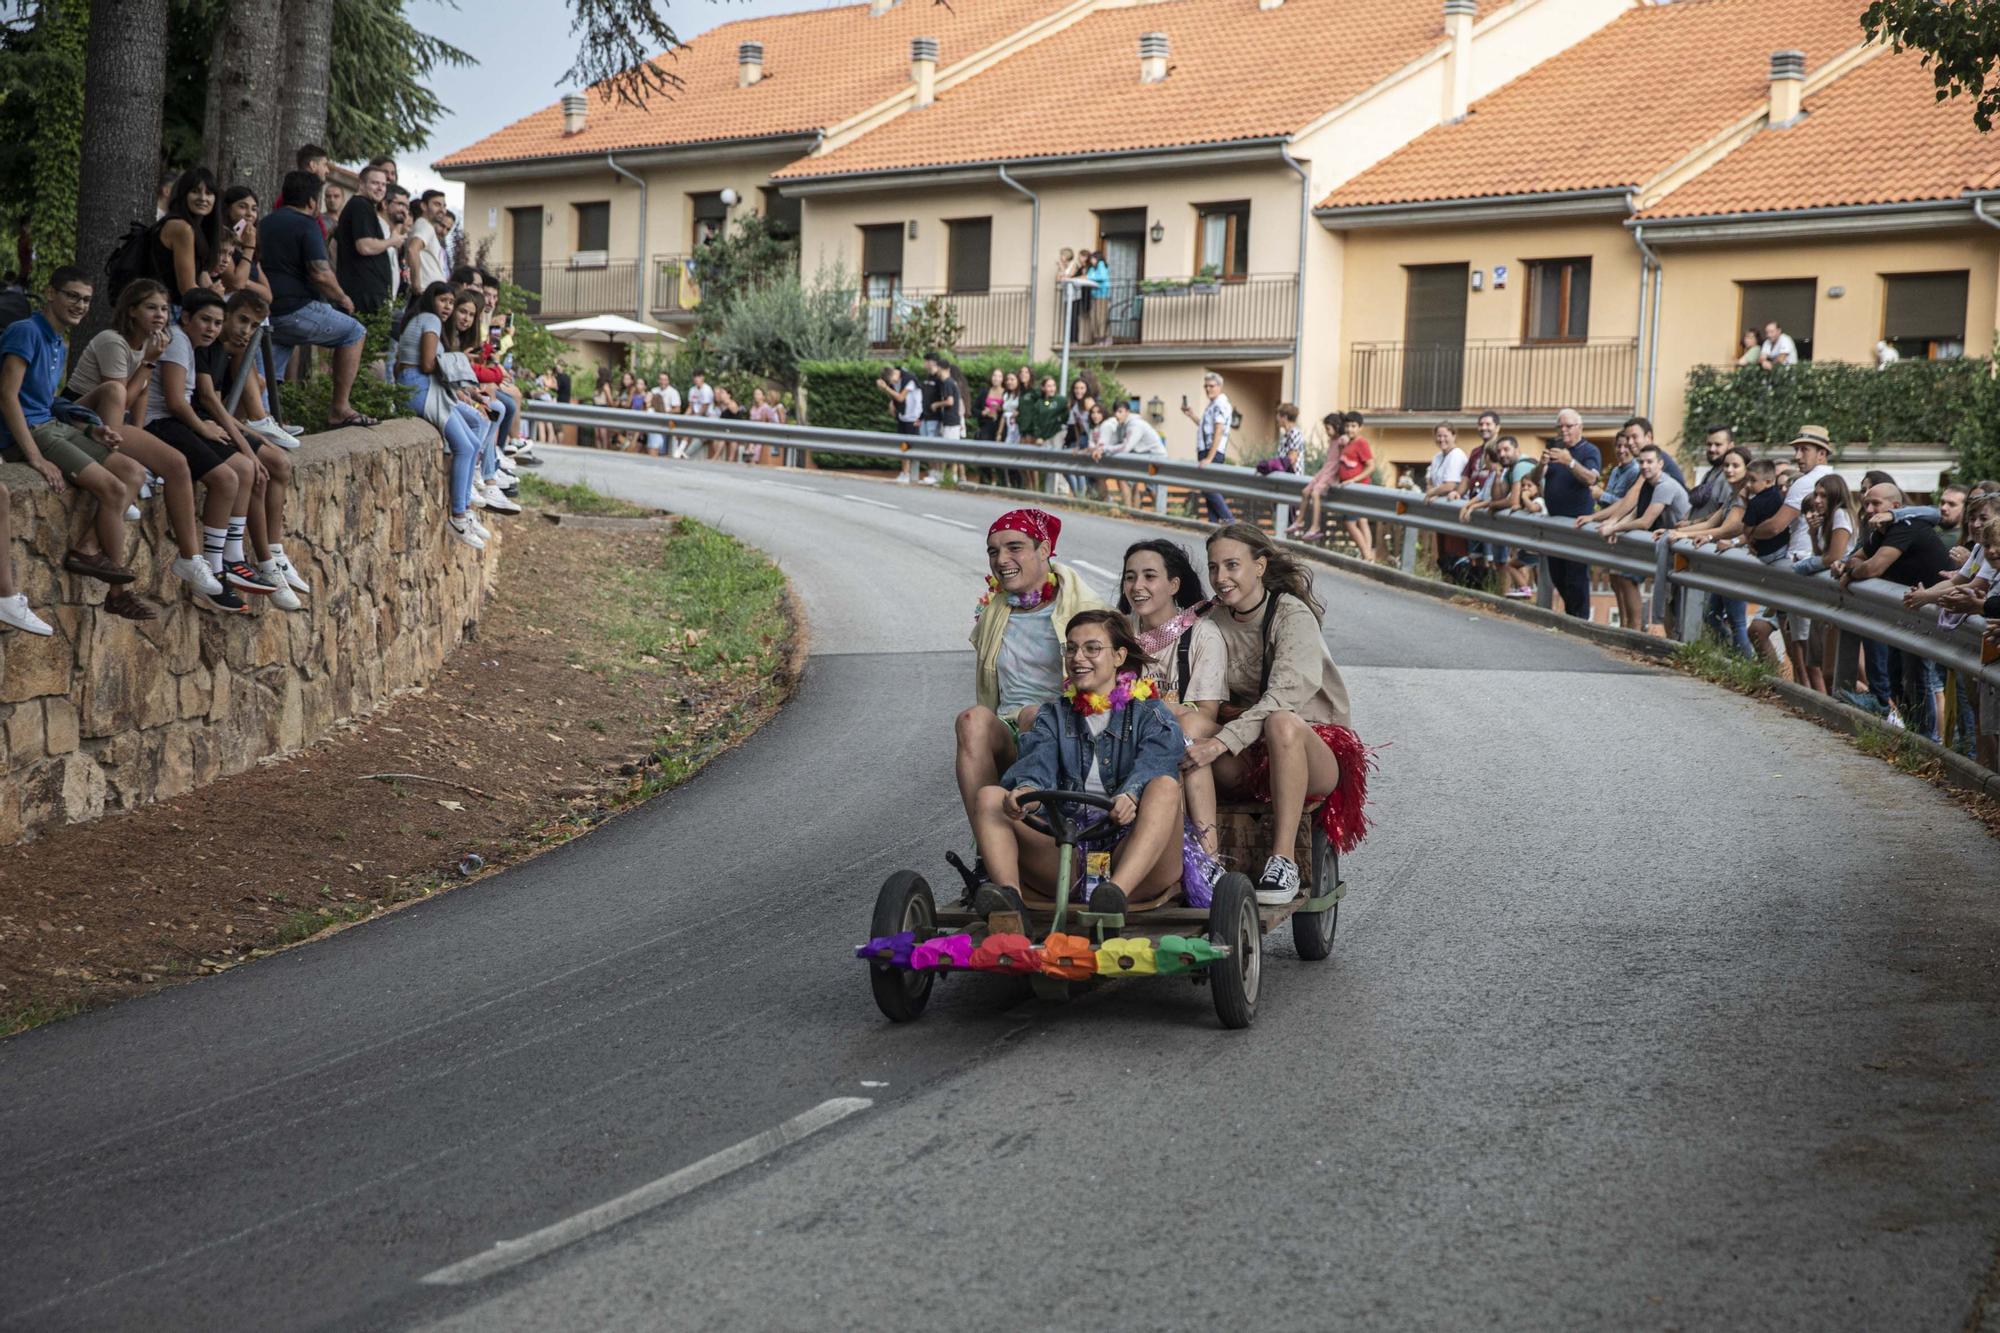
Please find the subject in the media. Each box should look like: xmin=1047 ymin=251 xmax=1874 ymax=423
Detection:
xmin=0 ymin=612 xmax=76 ymax=702
xmin=21 ymin=752 xmax=107 ymax=830
xmin=277 ymin=675 xmax=304 ymax=752
xmin=43 ymin=696 xmax=78 ymax=754
xmin=78 ymin=613 xmax=177 ymax=737
xmin=154 ymin=724 xmax=195 ymax=802
xmin=179 ymin=665 xmax=212 ymax=720
xmin=5 ymin=700 xmax=45 ymax=760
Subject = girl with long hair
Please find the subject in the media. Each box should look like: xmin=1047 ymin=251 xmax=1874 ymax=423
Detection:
xmin=968 ymin=608 xmax=1202 ymax=921
xmin=1119 ymin=538 xmax=1226 ymax=852
xmin=394 ymin=281 xmax=491 ymax=546
xmin=1186 ymin=523 xmax=1370 ymax=904
xmin=439 ymin=287 xmax=516 ymax=509
xmin=153 ymin=167 xmax=223 ymax=300
xmin=62 ymin=278 xmax=221 ymax=607
xmin=217 ymin=186 xmax=270 ymax=302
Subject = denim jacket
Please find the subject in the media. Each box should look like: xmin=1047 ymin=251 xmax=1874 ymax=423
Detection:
xmin=1001 ymin=695 xmax=1185 ymax=803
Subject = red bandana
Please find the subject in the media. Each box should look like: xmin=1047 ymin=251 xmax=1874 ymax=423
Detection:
xmin=988 ymin=508 xmax=1061 ymax=556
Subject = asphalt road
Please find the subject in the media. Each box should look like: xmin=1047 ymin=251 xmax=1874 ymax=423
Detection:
xmin=4 ymin=448 xmax=1999 ymax=1331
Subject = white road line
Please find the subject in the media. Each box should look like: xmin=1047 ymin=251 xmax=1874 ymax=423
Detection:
xmin=1071 ymin=559 xmax=1118 ymax=584
xmin=921 ymin=513 xmax=979 ymax=531
xmin=841 ymin=493 xmax=902 ymax=511
xmin=421 ymin=1097 xmax=873 ymax=1287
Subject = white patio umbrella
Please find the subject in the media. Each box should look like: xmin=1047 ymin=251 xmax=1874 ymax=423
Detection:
xmin=544 ymin=314 xmax=682 ymax=343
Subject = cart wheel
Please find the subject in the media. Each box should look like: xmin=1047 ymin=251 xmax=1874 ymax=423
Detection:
xmin=869 ymin=870 xmax=936 ymax=1023
xmin=1209 ymin=872 xmax=1261 ymax=1030
xmin=1293 ymin=827 xmax=1339 ymax=962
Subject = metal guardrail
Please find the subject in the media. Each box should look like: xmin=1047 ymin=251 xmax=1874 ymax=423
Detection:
xmin=519 ymin=400 xmax=1994 ymax=685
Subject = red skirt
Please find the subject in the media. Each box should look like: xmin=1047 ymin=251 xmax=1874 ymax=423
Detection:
xmin=1238 ymin=723 xmax=1374 ymax=855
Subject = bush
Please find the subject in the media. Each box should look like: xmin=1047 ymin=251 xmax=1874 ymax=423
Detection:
xmin=1682 ymin=358 xmax=2000 ymax=481
xmin=279 ymin=371 xmax=411 ymax=431
xmin=709 ymin=266 xmax=868 ymax=389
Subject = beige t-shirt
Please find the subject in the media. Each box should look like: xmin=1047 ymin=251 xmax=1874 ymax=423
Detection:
xmin=66 ymin=330 xmax=144 ymax=399
xmin=1209 ymin=592 xmax=1352 ymax=752
xmin=1143 ymin=614 xmax=1227 ymax=707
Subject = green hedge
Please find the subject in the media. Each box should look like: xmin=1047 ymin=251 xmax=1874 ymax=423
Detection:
xmin=1682 ymin=359 xmax=2000 ymax=481
xmin=798 ymin=355 xmax=1128 ymax=469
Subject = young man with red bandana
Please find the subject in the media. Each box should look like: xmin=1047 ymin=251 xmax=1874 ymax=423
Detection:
xmin=955 ymin=508 xmax=1105 ymax=831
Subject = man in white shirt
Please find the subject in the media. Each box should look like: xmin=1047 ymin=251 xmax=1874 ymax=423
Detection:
xmin=1179 ymin=371 xmax=1234 ymax=522
xmin=651 ymin=372 xmax=683 ymax=457
xmin=685 ymin=369 xmax=716 ymax=459
xmin=1743 ymin=422 xmax=1834 ymax=668
xmin=1759 ymin=320 xmax=1799 ymax=369
xmin=1093 ymin=400 xmax=1166 ymax=507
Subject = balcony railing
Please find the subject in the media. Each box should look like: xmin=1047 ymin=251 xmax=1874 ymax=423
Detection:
xmin=492 ymin=259 xmax=640 ymax=319
xmin=860 ymin=287 xmax=1031 ymax=352
xmin=1346 ymin=338 xmax=1637 ymax=415
xmin=1052 ymin=274 xmax=1298 ymax=350
xmin=650 ymin=254 xmax=699 ymax=319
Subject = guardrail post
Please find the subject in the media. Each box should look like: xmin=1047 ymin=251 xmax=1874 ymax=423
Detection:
xmin=1648 ymin=537 xmax=1671 ymax=631
xmin=1274 ymin=502 xmax=1290 ymax=538
xmin=1399 ymin=523 xmax=1417 ymax=574
xmin=1535 ymin=555 xmax=1553 ymax=610
xmin=1673 ymin=562 xmax=1702 ymax=644
xmin=1154 ymin=480 xmax=1169 ymax=515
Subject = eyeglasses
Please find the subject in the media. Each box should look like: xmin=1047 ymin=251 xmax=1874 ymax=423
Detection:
xmin=53 ymin=289 xmax=92 ymax=306
xmin=1062 ymin=643 xmax=1110 ymax=659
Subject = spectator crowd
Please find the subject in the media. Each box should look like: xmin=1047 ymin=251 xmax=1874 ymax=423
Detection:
xmin=0 ymin=145 xmax=537 ymax=637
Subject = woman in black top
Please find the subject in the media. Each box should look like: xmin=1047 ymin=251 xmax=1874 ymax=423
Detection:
xmin=151 ymin=167 xmax=223 ymax=301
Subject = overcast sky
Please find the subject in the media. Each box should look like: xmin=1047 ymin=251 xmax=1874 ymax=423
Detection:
xmin=399 ymin=0 xmax=839 ymax=208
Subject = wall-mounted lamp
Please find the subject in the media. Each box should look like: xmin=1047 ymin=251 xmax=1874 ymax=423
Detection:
xmin=1470 ymin=269 xmax=1485 ymax=292
xmin=1145 ymin=394 xmax=1165 ymax=426
xmin=907 ymin=219 xmax=918 ymax=240
xmin=1827 ymin=285 xmax=1846 ymax=299
xmin=1149 ymin=220 xmax=1165 ymax=244
xmin=719 ymin=187 xmax=740 ymax=207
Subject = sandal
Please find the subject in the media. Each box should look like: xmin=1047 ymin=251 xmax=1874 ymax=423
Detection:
xmin=327 ymin=412 xmax=380 ymax=430
xmin=104 ymin=588 xmax=158 ymax=620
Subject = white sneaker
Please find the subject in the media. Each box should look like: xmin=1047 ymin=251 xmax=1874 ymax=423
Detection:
xmin=919 ymin=474 xmax=940 ymax=487
xmin=125 ymin=504 xmax=141 ymax=521
xmin=273 ymin=552 xmax=310 ymax=594
xmin=246 ymin=417 xmax=301 ymax=451
xmin=894 ymin=473 xmax=913 ymax=485
xmin=448 ymin=515 xmax=486 ymax=550
xmin=258 ymin=561 xmax=302 ymax=611
xmin=482 ymin=483 xmax=522 ymax=514
xmin=466 ymin=512 xmax=492 ymax=541
xmin=468 ymin=486 xmax=488 ymax=509
xmin=0 ymin=592 xmax=52 ymax=636
xmin=171 ymin=554 xmax=225 ymax=596
xmin=1255 ymin=855 xmax=1301 ymax=906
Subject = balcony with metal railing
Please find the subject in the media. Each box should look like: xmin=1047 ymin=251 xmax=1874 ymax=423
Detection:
xmin=1346 ymin=338 xmax=1638 ymax=417
xmin=1050 ymin=274 xmax=1298 ymax=355
xmin=491 ymin=259 xmax=642 ymax=320
xmin=859 ymin=287 xmax=1031 ymax=352
xmin=650 ymin=255 xmax=700 ymax=321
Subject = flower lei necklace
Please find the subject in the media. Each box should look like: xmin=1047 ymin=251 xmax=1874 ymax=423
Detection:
xmin=977 ymin=572 xmax=1059 ymax=616
xmin=1065 ymin=670 xmax=1155 ymax=716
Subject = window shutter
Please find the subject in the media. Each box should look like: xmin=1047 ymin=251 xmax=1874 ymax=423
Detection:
xmin=1883 ymin=271 xmax=1969 ymax=341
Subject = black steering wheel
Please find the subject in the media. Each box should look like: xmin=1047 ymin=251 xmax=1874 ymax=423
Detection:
xmin=1014 ymin=788 xmax=1125 ymax=847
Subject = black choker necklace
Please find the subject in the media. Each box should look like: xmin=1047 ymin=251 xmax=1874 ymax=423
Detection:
xmin=1229 ymin=590 xmax=1269 ymax=619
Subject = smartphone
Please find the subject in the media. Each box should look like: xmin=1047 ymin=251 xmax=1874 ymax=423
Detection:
xmin=1181 ymin=394 xmax=1189 ymax=410
xmin=232 ymin=218 xmax=247 ymax=237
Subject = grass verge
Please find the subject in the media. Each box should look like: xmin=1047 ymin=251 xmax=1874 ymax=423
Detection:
xmin=1671 ymin=636 xmax=1776 ymax=695
xmin=517 ymin=473 xmax=652 ymax=517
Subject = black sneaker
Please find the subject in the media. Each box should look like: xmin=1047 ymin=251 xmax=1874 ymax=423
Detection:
xmin=1255 ymin=855 xmax=1301 ymax=906
xmin=1085 ymin=880 xmax=1128 ymax=921
xmin=972 ymin=882 xmax=1031 ymax=933
xmin=195 ymin=585 xmax=250 ymax=615
xmin=225 ymin=560 xmax=275 ymax=594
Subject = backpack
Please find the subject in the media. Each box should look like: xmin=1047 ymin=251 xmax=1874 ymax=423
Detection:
xmin=104 ymin=219 xmax=157 ymax=302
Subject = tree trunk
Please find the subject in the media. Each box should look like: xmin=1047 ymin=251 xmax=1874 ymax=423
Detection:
xmin=73 ymin=0 xmax=166 ymax=313
xmin=276 ymin=0 xmax=335 ymax=172
xmin=205 ymin=0 xmax=286 ymax=200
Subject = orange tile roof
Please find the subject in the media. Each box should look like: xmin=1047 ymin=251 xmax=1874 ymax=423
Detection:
xmin=1319 ymin=0 xmax=1867 ymax=211
xmin=435 ymin=0 xmax=1065 ymax=170
xmin=1638 ymin=49 xmax=2000 ymax=218
xmin=776 ymin=0 xmax=1498 ymax=180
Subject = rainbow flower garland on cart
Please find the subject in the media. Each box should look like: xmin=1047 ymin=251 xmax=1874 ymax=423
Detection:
xmin=1064 ymin=671 xmax=1155 ymax=716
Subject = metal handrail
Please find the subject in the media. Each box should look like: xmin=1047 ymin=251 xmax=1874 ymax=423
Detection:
xmin=519 ymin=400 xmax=1994 ymax=684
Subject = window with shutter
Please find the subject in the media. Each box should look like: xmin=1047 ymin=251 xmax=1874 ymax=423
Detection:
xmin=1883 ymin=271 xmax=1968 ymax=360
xmin=946 ymin=218 xmax=991 ymax=294
xmin=1193 ymin=201 xmax=1250 ymax=279
xmin=1738 ymin=278 xmax=1816 ymax=361
xmin=1524 ymin=258 xmax=1590 ymax=342
xmin=574 ymin=202 xmax=610 ymax=255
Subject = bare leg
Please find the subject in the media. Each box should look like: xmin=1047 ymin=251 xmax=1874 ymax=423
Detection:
xmin=225 ymin=453 xmax=258 ymax=523
xmin=71 ymin=461 xmax=131 ymax=562
xmin=199 ymin=454 xmax=239 ymax=530
xmin=109 ymin=431 xmax=199 ymax=559
xmin=955 ymin=706 xmax=1018 ymax=819
xmin=328 ymin=340 xmax=362 ymax=423
xmin=970 ymin=785 xmax=1063 ymax=892
xmin=1176 ymin=710 xmax=1220 ymax=853
xmin=1259 ymin=711 xmax=1341 ymax=862
xmin=1107 ymin=776 xmax=1186 ymax=897
xmin=253 ymin=443 xmax=291 ymax=562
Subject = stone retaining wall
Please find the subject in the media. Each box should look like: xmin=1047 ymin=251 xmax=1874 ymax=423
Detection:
xmin=0 ymin=420 xmax=496 ymax=843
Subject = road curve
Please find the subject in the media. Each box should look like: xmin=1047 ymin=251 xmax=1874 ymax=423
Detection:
xmin=3 ymin=449 xmax=1999 ymax=1331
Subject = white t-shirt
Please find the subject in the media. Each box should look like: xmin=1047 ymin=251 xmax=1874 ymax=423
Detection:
xmin=1081 ymin=710 xmax=1111 ymax=794
xmin=1095 ymin=415 xmax=1166 ymax=456
xmin=145 ymin=324 xmax=196 ymax=426
xmin=650 ymin=383 xmax=682 ymax=413
xmin=1761 ymin=332 xmax=1799 ymax=365
xmin=1782 ymin=463 xmax=1832 ymax=560
xmin=687 ymin=382 xmax=716 ymax=417
xmin=896 ymin=379 xmax=924 ymax=424
xmin=1428 ymin=447 xmax=1467 ymax=492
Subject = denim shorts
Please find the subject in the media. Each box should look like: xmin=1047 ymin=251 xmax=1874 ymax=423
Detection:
xmin=270 ymin=301 xmax=365 ymax=350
